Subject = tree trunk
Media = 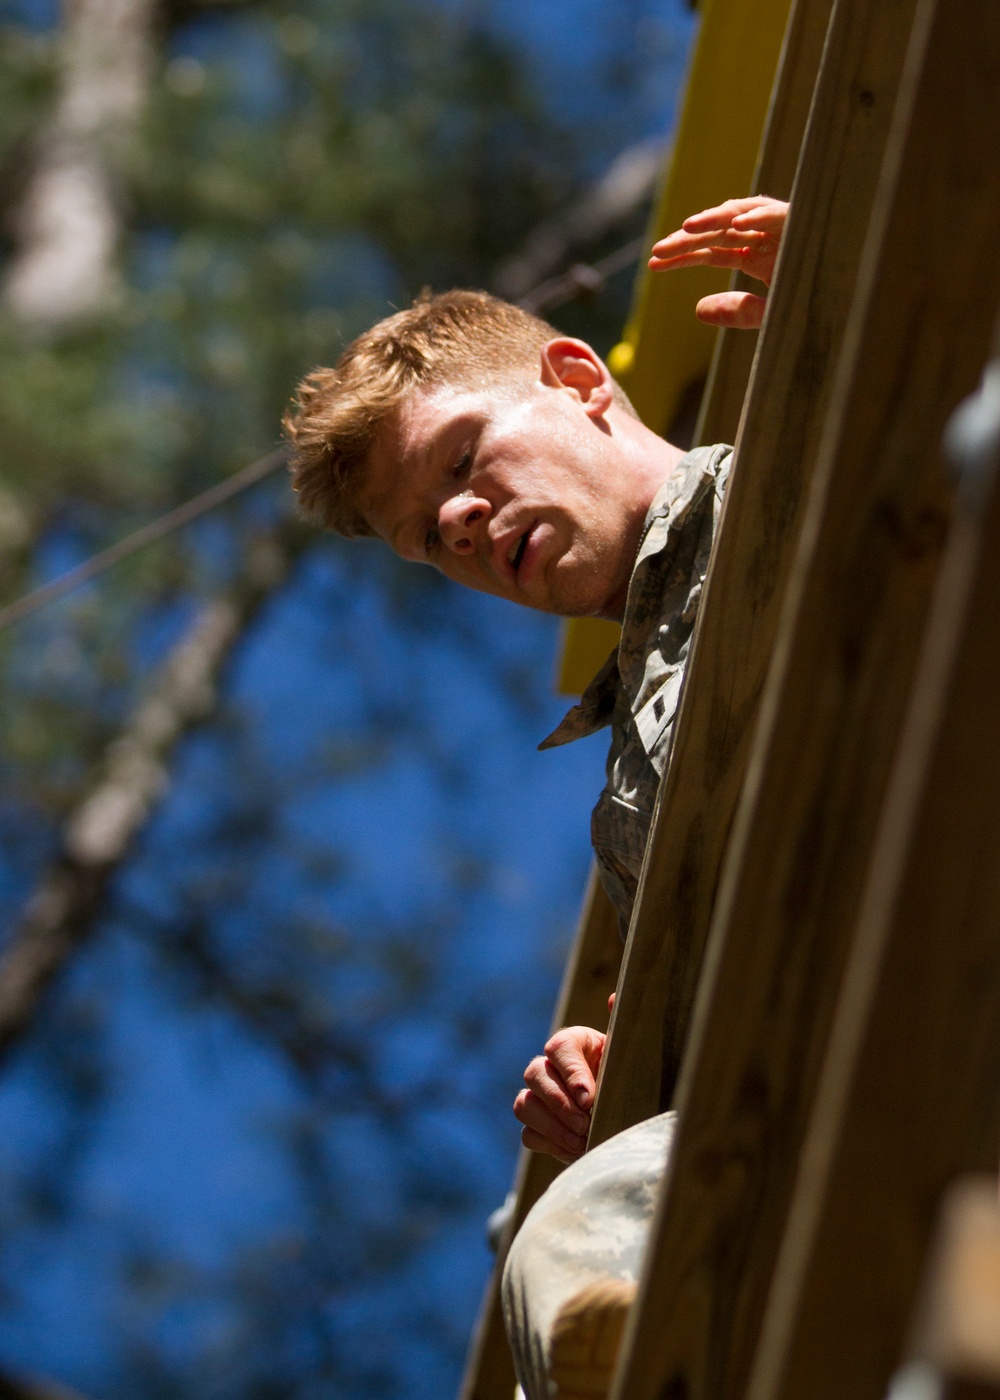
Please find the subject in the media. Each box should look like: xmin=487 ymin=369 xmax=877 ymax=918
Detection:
xmin=0 ymin=515 xmax=312 ymax=1064
xmin=3 ymin=0 xmax=158 ymax=325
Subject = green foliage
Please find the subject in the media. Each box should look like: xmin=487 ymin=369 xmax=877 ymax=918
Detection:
xmin=0 ymin=4 xmax=663 ymax=1393
xmin=0 ymin=19 xmax=52 ymax=182
xmin=0 ymin=0 xmax=585 ymax=811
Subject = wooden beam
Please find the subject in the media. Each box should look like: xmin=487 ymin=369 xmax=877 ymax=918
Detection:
xmin=606 ymin=0 xmax=1000 ymax=1396
xmin=591 ymin=0 xmax=919 ymax=1150
xmin=455 ymin=870 xmax=621 ymax=1400
xmin=746 ymin=385 xmax=1000 ymax=1400
xmin=695 ymin=0 xmax=834 ymax=448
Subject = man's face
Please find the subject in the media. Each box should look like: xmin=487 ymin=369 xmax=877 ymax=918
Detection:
xmin=361 ymin=354 xmax=649 ymax=619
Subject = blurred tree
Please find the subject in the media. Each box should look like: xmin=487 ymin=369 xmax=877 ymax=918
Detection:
xmin=0 ymin=0 xmax=683 ymax=1393
xmin=0 ymin=0 xmax=588 ymax=846
xmin=3 ymin=0 xmax=157 ymax=324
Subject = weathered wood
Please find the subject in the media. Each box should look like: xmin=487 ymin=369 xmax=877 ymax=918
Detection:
xmin=455 ymin=870 xmax=620 ymax=1400
xmin=591 ymin=0 xmax=919 ymax=1149
xmin=607 ymin=1 xmax=1000 ymax=1396
xmin=747 ymin=363 xmax=1000 ymax=1400
xmin=695 ymin=0 xmax=834 ymax=448
xmin=942 ymin=1382 xmax=1000 ymax=1400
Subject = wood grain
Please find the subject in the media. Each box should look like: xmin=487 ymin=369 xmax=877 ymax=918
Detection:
xmin=745 ymin=311 xmax=1000 ymax=1400
xmin=591 ymin=0 xmax=919 ymax=1150
xmin=608 ymin=1 xmax=1000 ymax=1397
xmin=695 ymin=0 xmax=835 ymax=449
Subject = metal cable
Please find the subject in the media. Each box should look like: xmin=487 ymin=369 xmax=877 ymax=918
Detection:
xmin=517 ymin=235 xmax=644 ymax=314
xmin=0 ymin=448 xmax=288 ymax=633
xmin=0 ymin=231 xmax=646 ymax=634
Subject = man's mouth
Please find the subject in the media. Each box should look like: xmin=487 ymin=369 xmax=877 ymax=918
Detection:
xmin=508 ymin=529 xmax=530 ymax=575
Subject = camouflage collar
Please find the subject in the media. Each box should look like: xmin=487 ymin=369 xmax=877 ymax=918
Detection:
xmin=539 ymin=445 xmax=727 ymax=750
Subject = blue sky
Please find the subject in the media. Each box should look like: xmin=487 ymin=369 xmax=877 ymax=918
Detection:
xmin=0 ymin=2 xmax=698 ymax=1395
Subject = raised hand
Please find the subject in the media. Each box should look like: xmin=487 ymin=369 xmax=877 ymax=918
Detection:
xmin=513 ymin=1024 xmax=606 ymax=1163
xmin=648 ymin=195 xmax=789 ymax=329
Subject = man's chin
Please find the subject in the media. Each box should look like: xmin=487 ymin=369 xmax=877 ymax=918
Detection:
xmin=513 ymin=553 xmax=626 ymax=619
xmin=541 ymin=586 xmax=625 ymax=622
xmin=549 ymin=571 xmax=627 ymax=622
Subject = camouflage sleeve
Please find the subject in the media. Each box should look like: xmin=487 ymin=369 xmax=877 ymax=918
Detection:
xmin=501 ymin=1112 xmax=676 ymax=1400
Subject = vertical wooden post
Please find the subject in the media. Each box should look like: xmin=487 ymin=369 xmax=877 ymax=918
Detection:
xmin=747 ymin=360 xmax=1000 ymax=1400
xmin=606 ymin=0 xmax=1000 ymax=1397
xmin=591 ymin=0 xmax=922 ymax=1149
xmin=695 ymin=0 xmax=834 ymax=448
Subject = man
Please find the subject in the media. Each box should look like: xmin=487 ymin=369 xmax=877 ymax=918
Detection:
xmin=284 ymin=195 xmax=788 ymax=1400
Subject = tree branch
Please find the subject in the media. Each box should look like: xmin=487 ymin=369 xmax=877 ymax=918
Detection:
xmin=0 ymin=514 xmax=311 ymax=1065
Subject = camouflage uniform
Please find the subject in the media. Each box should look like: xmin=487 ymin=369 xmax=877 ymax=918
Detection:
xmin=541 ymin=443 xmax=734 ymax=930
xmin=503 ymin=1112 xmax=676 ymax=1400
xmin=502 ymin=445 xmax=733 ymax=1400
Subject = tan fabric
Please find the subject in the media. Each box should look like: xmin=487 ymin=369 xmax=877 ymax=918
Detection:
xmin=540 ymin=444 xmax=733 ymax=929
xmin=548 ymin=1276 xmax=636 ymax=1400
xmin=501 ymin=1113 xmax=676 ymax=1400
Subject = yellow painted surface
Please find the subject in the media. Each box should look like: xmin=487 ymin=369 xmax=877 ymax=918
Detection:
xmin=557 ymin=0 xmax=794 ymax=695
xmin=557 ymin=617 xmax=622 ymax=696
xmin=615 ymin=0 xmax=795 ymax=436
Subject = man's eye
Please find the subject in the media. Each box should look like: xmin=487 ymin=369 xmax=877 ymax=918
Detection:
xmin=424 ymin=523 xmax=440 ymax=556
xmin=453 ymin=450 xmax=471 ymax=479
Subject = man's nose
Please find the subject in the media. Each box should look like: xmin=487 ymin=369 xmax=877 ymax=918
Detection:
xmin=438 ymin=494 xmax=491 ymax=555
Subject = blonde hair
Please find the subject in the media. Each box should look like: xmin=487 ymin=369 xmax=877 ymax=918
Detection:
xmin=282 ymin=289 xmax=633 ymax=537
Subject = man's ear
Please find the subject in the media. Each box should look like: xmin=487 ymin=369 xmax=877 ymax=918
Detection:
xmin=539 ymin=338 xmax=615 ymax=420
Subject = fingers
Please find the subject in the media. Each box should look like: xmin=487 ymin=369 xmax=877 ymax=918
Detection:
xmin=680 ymin=195 xmax=772 ymax=233
xmin=650 ymin=196 xmax=788 ymax=281
xmin=731 ymin=197 xmax=789 ymax=233
xmin=522 ymin=1051 xmax=593 ymax=1129
xmin=519 ymin=1124 xmax=582 ymax=1165
xmin=514 ymin=1081 xmax=587 ymax=1163
xmin=652 ymin=226 xmax=761 ymax=257
xmin=649 ymin=245 xmax=752 ymax=274
xmin=695 ymin=290 xmax=768 ymax=330
xmin=512 ymin=1025 xmax=606 ymax=1162
xmin=514 ymin=1050 xmax=591 ymax=1162
xmin=543 ymin=1025 xmax=605 ymax=1112
xmin=650 ymin=224 xmax=762 ymax=261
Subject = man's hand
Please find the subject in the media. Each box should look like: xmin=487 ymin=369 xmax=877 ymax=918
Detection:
xmin=648 ymin=195 xmax=789 ymax=330
xmin=513 ymin=1025 xmax=606 ymax=1164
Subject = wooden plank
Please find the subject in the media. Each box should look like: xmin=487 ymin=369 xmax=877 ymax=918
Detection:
xmin=607 ymin=1 xmax=1000 ymax=1397
xmin=455 ymin=870 xmax=620 ymax=1400
xmin=591 ymin=0 xmax=920 ymax=1149
xmin=745 ymin=381 xmax=1000 ymax=1400
xmin=942 ymin=1383 xmax=1000 ymax=1400
xmin=695 ymin=0 xmax=834 ymax=448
